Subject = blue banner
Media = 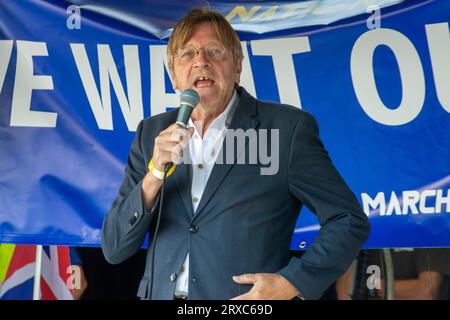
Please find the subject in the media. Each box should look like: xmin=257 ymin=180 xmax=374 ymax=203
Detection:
xmin=0 ymin=0 xmax=449 ymax=248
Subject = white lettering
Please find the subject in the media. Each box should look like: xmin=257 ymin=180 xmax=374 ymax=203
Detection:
xmin=419 ymin=189 xmax=436 ymax=214
xmin=426 ymin=23 xmax=450 ymax=113
xmin=402 ymin=190 xmax=420 ymax=215
xmin=239 ymin=41 xmax=256 ymax=97
xmin=70 ymin=44 xmax=143 ymax=131
xmin=251 ymin=37 xmax=311 ymax=108
xmin=435 ymin=189 xmax=450 ymax=213
xmin=149 ymin=45 xmax=179 ymax=116
xmin=0 ymin=40 xmax=13 ymax=94
xmin=351 ymin=28 xmax=425 ymax=126
xmin=363 ymin=189 xmax=450 ymax=216
xmin=362 ymin=192 xmax=386 ymax=216
xmin=386 ymin=191 xmax=402 ymax=216
xmin=10 ymin=41 xmax=57 ymax=127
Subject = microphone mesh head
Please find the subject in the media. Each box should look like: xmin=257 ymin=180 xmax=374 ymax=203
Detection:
xmin=180 ymin=89 xmax=200 ymax=108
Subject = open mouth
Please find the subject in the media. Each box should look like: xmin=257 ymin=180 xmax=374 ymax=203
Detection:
xmin=194 ymin=76 xmax=215 ymax=88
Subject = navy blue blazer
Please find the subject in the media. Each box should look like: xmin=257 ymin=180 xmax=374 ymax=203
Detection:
xmin=101 ymin=86 xmax=371 ymax=300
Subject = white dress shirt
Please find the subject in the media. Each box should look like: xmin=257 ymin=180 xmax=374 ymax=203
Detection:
xmin=174 ymin=90 xmax=238 ymax=297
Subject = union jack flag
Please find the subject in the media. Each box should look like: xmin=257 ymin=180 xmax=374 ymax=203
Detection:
xmin=0 ymin=244 xmax=73 ymax=300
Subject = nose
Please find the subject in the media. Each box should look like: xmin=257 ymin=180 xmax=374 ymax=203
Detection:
xmin=193 ymin=49 xmax=211 ymax=69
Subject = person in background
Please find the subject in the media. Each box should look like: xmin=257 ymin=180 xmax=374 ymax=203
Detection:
xmin=336 ymin=248 xmax=450 ymax=300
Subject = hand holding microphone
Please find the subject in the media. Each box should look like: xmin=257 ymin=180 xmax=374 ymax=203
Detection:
xmin=150 ymin=89 xmax=200 ymax=179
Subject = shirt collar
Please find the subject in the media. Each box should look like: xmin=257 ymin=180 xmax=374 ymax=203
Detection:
xmin=188 ymin=89 xmax=239 ymax=131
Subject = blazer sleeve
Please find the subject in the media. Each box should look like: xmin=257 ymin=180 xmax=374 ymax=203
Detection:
xmin=101 ymin=120 xmax=158 ymax=264
xmin=276 ymin=111 xmax=371 ymax=300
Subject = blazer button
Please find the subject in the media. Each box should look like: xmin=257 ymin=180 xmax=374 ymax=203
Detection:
xmin=170 ymin=273 xmax=177 ymax=282
xmin=189 ymin=225 xmax=198 ymax=233
xmin=129 ymin=212 xmax=139 ymax=225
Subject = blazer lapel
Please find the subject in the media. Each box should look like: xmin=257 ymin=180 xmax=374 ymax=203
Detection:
xmin=192 ymin=87 xmax=259 ymax=221
xmin=174 ymin=161 xmax=194 ymax=218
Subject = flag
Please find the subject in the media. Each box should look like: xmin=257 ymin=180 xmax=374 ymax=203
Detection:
xmin=0 ymin=244 xmax=73 ymax=300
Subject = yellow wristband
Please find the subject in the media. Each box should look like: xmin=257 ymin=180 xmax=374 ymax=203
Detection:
xmin=148 ymin=158 xmax=176 ymax=180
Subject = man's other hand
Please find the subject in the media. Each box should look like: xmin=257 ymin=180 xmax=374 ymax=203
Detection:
xmin=231 ymin=273 xmax=300 ymax=300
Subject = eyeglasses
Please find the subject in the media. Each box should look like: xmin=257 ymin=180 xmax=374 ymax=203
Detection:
xmin=175 ymin=43 xmax=226 ymax=65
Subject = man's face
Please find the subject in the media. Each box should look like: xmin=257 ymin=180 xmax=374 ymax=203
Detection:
xmin=171 ymin=22 xmax=242 ymax=110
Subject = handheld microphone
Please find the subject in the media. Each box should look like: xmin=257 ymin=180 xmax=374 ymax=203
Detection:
xmin=164 ymin=89 xmax=200 ymax=173
xmin=175 ymin=89 xmax=200 ymax=127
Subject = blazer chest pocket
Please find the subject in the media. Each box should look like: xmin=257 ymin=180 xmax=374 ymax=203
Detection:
xmin=228 ymin=164 xmax=262 ymax=176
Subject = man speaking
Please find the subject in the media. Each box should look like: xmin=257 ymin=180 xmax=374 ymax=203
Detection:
xmin=101 ymin=8 xmax=371 ymax=300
